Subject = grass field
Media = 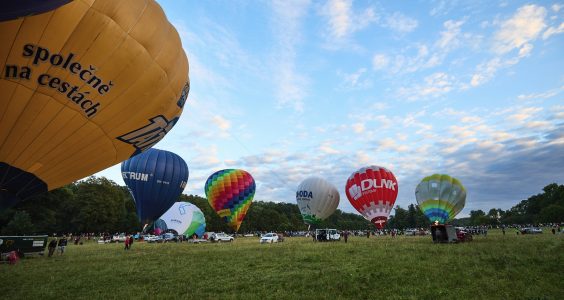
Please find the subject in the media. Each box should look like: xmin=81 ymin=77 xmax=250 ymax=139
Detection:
xmin=2 ymin=230 xmax=563 ymax=299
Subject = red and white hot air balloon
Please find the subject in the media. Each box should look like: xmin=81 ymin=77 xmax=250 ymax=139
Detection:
xmin=345 ymin=165 xmax=398 ymax=229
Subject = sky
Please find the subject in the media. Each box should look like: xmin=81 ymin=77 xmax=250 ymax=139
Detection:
xmin=94 ymin=0 xmax=564 ymax=217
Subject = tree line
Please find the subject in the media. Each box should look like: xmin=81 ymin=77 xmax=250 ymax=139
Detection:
xmin=0 ymin=177 xmax=561 ymax=235
xmin=455 ymin=183 xmax=564 ymax=226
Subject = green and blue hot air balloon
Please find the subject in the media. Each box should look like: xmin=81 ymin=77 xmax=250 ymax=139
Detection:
xmin=415 ymin=174 xmax=466 ymax=224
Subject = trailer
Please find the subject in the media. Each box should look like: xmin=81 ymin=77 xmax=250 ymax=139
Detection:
xmin=0 ymin=235 xmax=48 ymax=258
xmin=314 ymin=229 xmax=340 ymax=242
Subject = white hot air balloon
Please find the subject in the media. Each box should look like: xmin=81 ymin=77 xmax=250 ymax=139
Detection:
xmin=296 ymin=177 xmax=340 ymax=226
xmin=153 ymin=202 xmax=206 ymax=238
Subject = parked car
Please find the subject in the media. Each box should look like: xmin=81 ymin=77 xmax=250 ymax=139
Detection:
xmin=209 ymin=233 xmax=234 ymax=242
xmin=160 ymin=233 xmax=178 ymax=242
xmin=455 ymin=229 xmax=473 ymax=242
xmin=521 ymin=227 xmax=543 ymax=234
xmin=260 ymin=233 xmax=279 ymax=244
xmin=112 ymin=235 xmax=127 ymax=243
xmin=144 ymin=235 xmax=162 ymax=243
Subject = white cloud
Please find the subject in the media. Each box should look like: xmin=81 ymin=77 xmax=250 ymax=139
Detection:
xmin=517 ymin=43 xmax=534 ymax=57
xmin=493 ymin=4 xmax=547 ymax=55
xmin=320 ymin=0 xmax=378 ymax=40
xmin=319 ymin=142 xmax=341 ymax=154
xmin=524 ymin=121 xmax=552 ymax=129
xmin=461 ymin=116 xmax=482 ymax=123
xmin=378 ymin=138 xmax=409 ymax=153
xmin=189 ymin=145 xmax=222 ymax=170
xmin=211 ymin=115 xmax=231 ymax=131
xmin=470 ymin=58 xmax=507 ymax=87
xmin=383 ymin=12 xmax=418 ymax=33
xmin=543 ymin=22 xmax=564 ymax=39
xmin=339 ymin=68 xmax=371 ymax=89
xmin=491 ymin=131 xmax=514 ymax=142
xmin=399 ymin=72 xmax=454 ymax=100
xmin=354 ymin=151 xmax=373 ymax=165
xmin=552 ymin=4 xmax=562 ymax=12
xmin=271 ymin=0 xmax=310 ymax=113
xmin=372 ymin=54 xmax=389 ymax=70
xmin=507 ymin=107 xmax=543 ymax=122
xmin=552 ymin=105 xmax=564 ymax=120
xmin=370 ymin=102 xmax=388 ymax=110
xmin=322 ymin=0 xmax=353 ymax=38
xmin=449 ymin=125 xmax=476 ymax=139
xmin=372 ymin=18 xmax=469 ymax=75
xmin=430 ymin=0 xmax=453 ymax=17
xmin=432 ymin=107 xmax=465 ymax=118
xmin=351 ymin=123 xmax=365 ymax=133
xmin=518 ymin=86 xmax=563 ymax=100
xmin=435 ymin=19 xmax=465 ymax=50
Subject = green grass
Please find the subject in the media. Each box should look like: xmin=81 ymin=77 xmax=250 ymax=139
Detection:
xmin=2 ymin=230 xmax=563 ymax=299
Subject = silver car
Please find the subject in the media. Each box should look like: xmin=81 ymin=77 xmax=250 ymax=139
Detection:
xmin=210 ymin=233 xmax=234 ymax=242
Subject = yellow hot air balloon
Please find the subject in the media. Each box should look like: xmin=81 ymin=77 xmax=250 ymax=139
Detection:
xmin=0 ymin=0 xmax=189 ymax=208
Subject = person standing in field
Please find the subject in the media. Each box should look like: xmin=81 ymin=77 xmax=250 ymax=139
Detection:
xmin=48 ymin=238 xmax=57 ymax=257
xmin=344 ymin=231 xmax=349 ymax=243
xmin=124 ymin=235 xmax=130 ymax=250
xmin=502 ymin=227 xmax=506 ymax=235
xmin=58 ymin=236 xmax=67 ymax=255
xmin=128 ymin=235 xmax=133 ymax=250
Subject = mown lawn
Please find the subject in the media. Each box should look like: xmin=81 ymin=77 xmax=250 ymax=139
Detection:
xmin=2 ymin=230 xmax=563 ymax=299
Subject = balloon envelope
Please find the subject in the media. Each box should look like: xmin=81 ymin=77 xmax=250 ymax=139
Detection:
xmin=0 ymin=0 xmax=189 ymax=208
xmin=205 ymin=169 xmax=255 ymax=232
xmin=121 ymin=149 xmax=188 ymax=226
xmin=154 ymin=202 xmax=206 ymax=238
xmin=0 ymin=0 xmax=71 ymax=21
xmin=296 ymin=177 xmax=339 ymax=225
xmin=345 ymin=166 xmax=398 ymax=229
xmin=415 ymin=174 xmax=466 ymax=224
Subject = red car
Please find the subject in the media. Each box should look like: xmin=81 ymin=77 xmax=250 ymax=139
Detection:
xmin=456 ymin=229 xmax=473 ymax=242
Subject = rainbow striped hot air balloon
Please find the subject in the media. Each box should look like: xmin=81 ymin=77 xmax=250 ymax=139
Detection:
xmin=205 ymin=169 xmax=255 ymax=232
xmin=415 ymin=174 xmax=466 ymax=224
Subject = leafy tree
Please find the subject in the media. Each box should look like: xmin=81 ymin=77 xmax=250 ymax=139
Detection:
xmin=388 ymin=206 xmax=409 ymax=229
xmin=538 ymin=204 xmax=564 ymax=223
xmin=1 ymin=211 xmax=34 ymax=235
xmin=70 ymin=177 xmax=129 ymax=233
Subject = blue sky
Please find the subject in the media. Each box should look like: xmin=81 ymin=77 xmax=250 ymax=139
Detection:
xmin=95 ymin=0 xmax=564 ymax=217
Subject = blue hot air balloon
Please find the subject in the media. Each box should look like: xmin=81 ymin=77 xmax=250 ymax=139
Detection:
xmin=121 ymin=149 xmax=189 ymax=226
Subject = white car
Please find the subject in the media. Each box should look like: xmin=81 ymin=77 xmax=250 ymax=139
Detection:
xmin=112 ymin=235 xmax=127 ymax=243
xmin=144 ymin=235 xmax=161 ymax=243
xmin=210 ymin=233 xmax=234 ymax=242
xmin=260 ymin=233 xmax=279 ymax=244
